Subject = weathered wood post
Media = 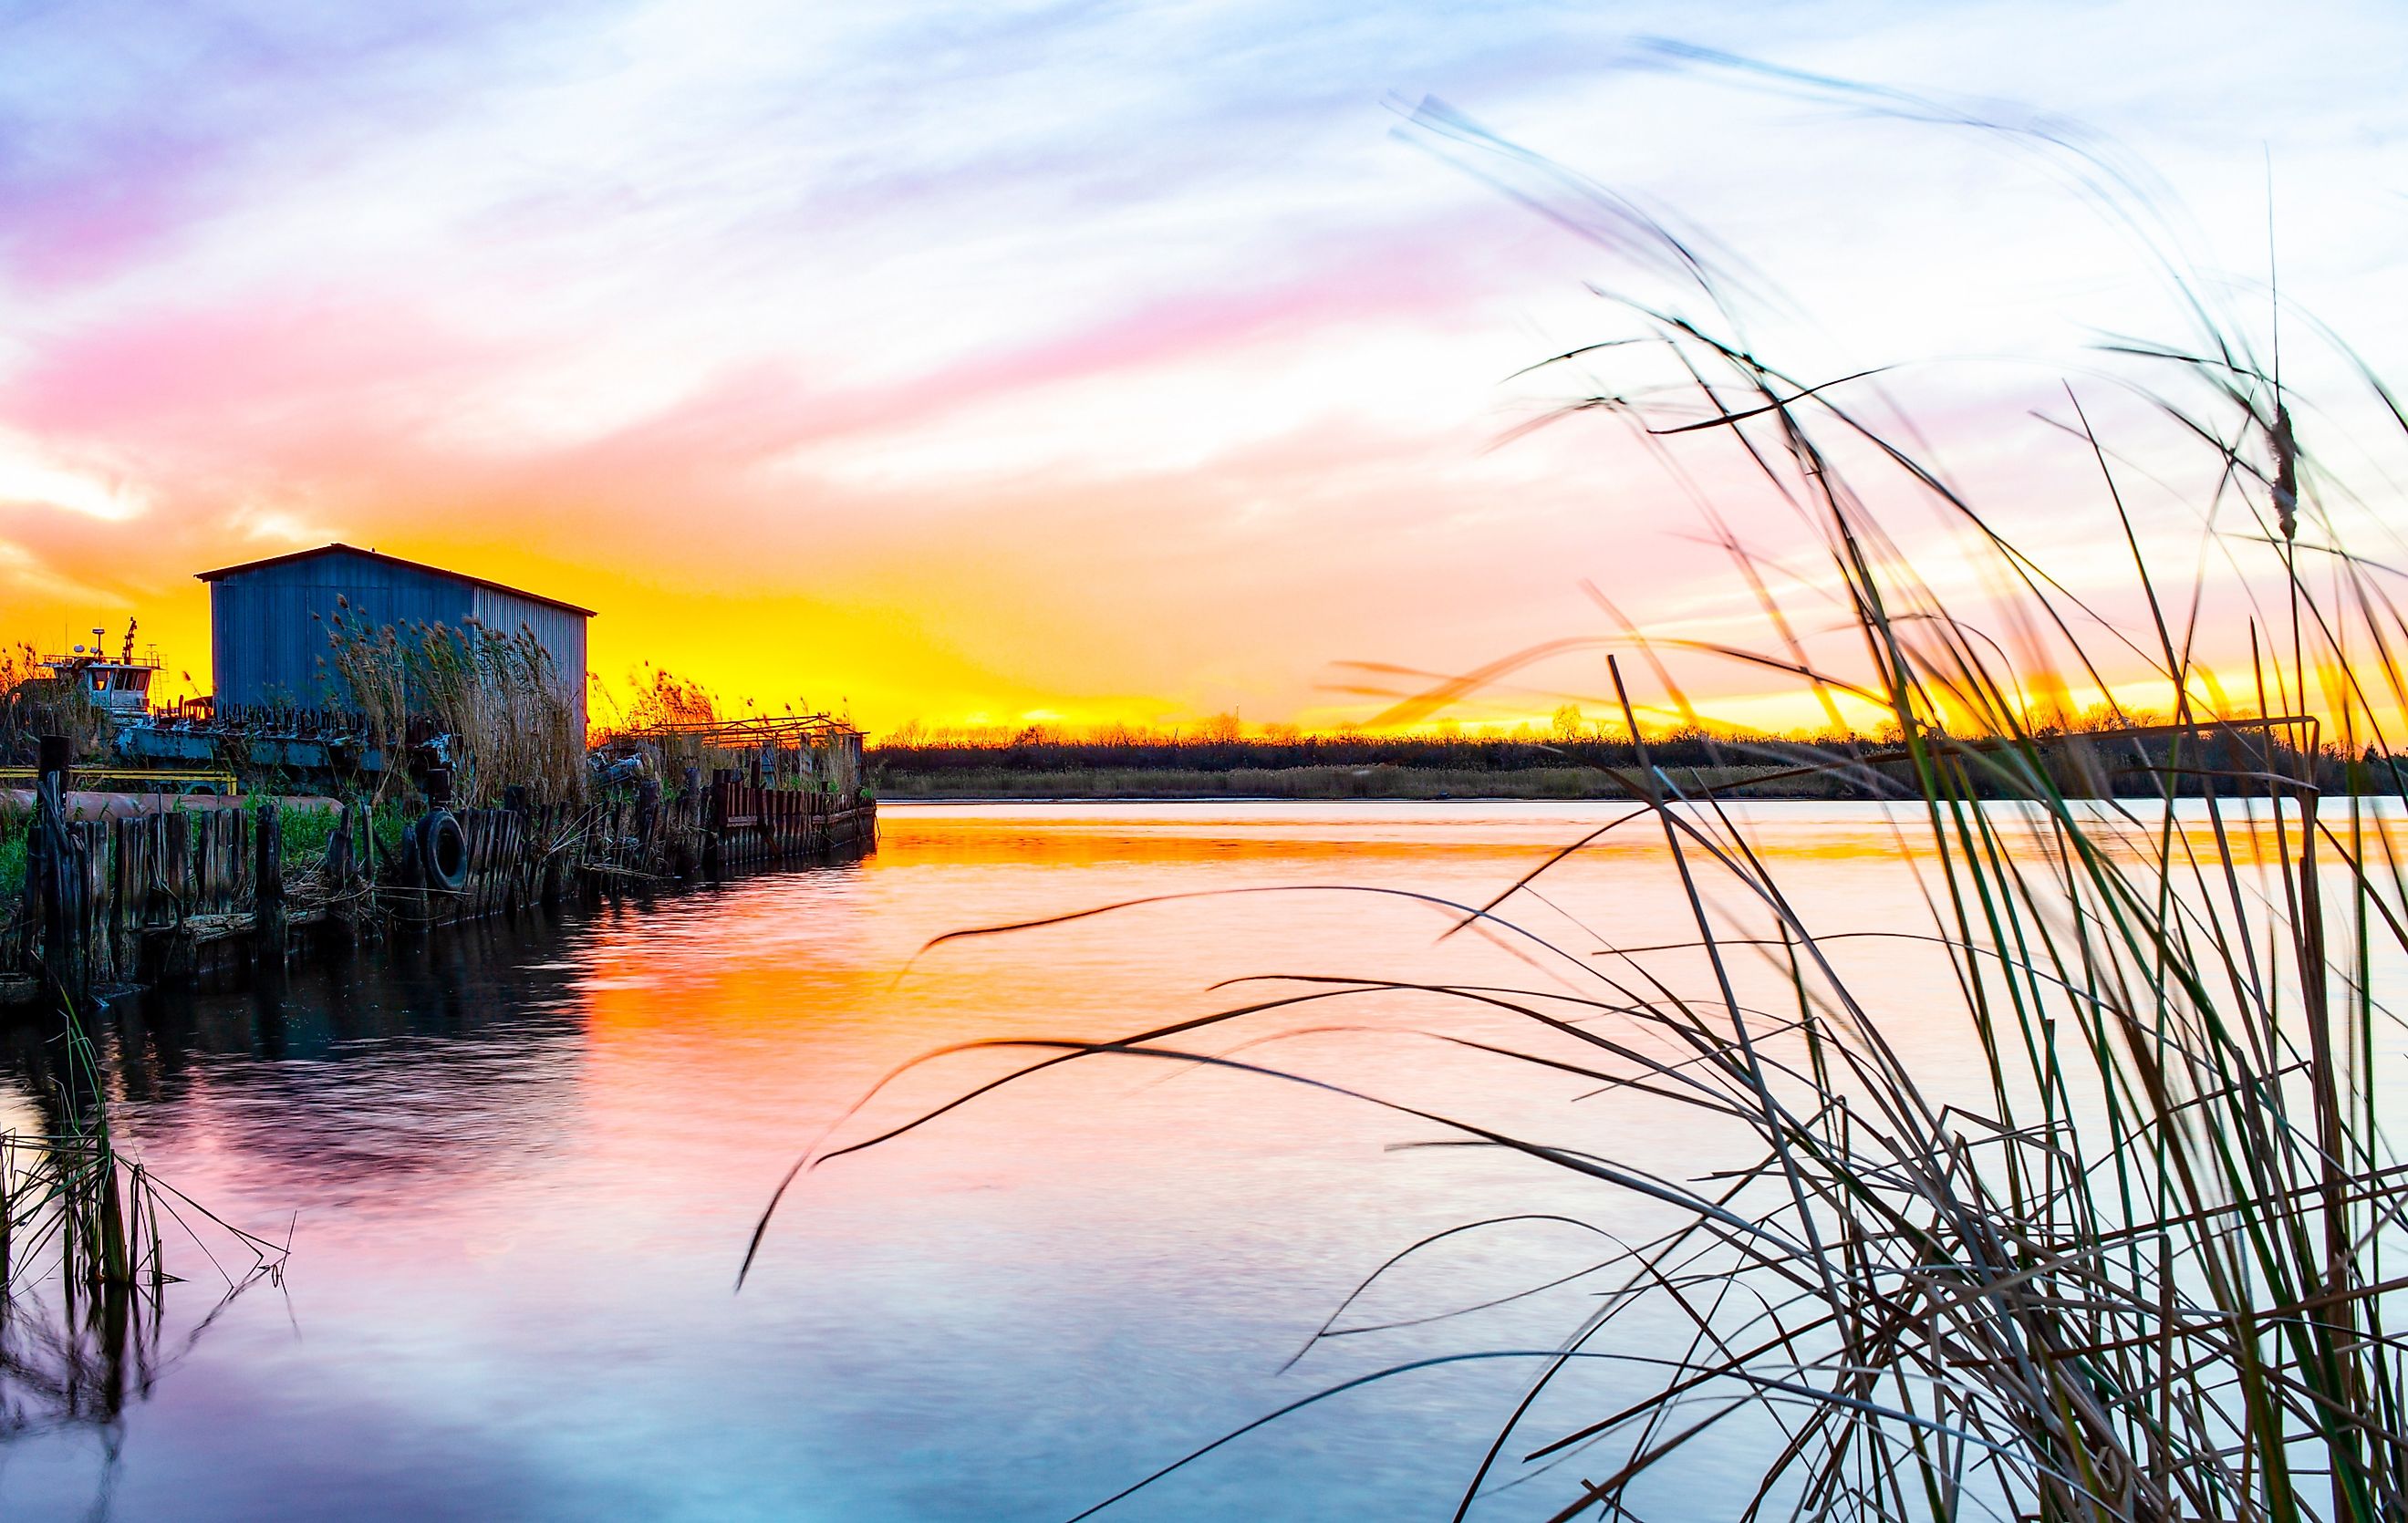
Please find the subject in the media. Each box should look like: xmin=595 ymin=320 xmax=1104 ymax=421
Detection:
xmin=326 ymin=802 xmax=353 ymax=894
xmin=680 ymin=765 xmax=701 ymax=874
xmin=356 ymin=793 xmax=377 ymax=893
xmin=635 ymin=776 xmax=660 ymax=855
xmin=36 ymin=732 xmax=69 ymax=796
xmin=538 ymin=803 xmax=566 ymax=908
xmin=32 ymin=735 xmax=88 ymax=1010
xmin=112 ymin=815 xmax=143 ymax=978
xmin=81 ymin=819 xmax=114 ymax=988
xmin=705 ymin=767 xmax=732 ymax=875
xmin=158 ymin=808 xmax=193 ymax=982
xmin=254 ymin=801 xmax=285 ymax=974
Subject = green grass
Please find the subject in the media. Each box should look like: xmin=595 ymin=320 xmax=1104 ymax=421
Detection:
xmin=0 ymin=795 xmax=394 ymax=895
xmin=248 ymin=795 xmax=341 ymax=866
xmin=0 ymin=818 xmax=22 ymax=899
xmin=229 ymin=793 xmax=410 ymax=868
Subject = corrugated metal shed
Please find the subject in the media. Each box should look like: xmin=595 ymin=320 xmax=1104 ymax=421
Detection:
xmin=196 ymin=544 xmax=590 ymax=730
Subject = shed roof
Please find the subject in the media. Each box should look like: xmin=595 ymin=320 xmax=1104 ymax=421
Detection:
xmin=195 ymin=543 xmax=597 ymax=617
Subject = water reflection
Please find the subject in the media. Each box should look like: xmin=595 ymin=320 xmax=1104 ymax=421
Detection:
xmin=2 ymin=1007 xmax=284 ymax=1518
xmin=0 ymin=802 xmax=2382 ymax=1521
xmin=101 ymin=927 xmax=590 ymax=1210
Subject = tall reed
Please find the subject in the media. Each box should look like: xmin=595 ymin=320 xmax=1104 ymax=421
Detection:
xmin=756 ymin=73 xmax=2408 ymax=1523
xmin=319 ymin=602 xmax=585 ymax=805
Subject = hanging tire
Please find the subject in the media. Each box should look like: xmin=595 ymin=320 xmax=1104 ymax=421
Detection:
xmin=418 ymin=810 xmax=469 ymax=893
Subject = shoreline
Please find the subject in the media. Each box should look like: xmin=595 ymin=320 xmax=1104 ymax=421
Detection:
xmin=872 ymin=762 xmax=1857 ymax=804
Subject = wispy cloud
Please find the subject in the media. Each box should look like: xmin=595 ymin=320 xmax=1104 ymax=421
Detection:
xmin=2 ymin=0 xmax=2403 ymax=725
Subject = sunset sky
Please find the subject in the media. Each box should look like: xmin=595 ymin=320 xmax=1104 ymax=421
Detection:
xmin=4 ymin=1 xmax=2404 ymax=735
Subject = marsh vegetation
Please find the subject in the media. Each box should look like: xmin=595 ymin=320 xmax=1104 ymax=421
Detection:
xmin=762 ymin=72 xmax=2408 ymax=1523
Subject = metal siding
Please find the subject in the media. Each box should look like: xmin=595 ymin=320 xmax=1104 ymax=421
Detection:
xmin=470 ymin=585 xmax=589 ymax=733
xmin=208 ymin=549 xmax=547 ymax=711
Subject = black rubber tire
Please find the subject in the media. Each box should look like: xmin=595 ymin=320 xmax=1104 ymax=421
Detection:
xmin=418 ymin=810 xmax=470 ymax=893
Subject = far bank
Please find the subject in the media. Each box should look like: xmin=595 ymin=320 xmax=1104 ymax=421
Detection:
xmin=874 ymin=762 xmax=1852 ymax=801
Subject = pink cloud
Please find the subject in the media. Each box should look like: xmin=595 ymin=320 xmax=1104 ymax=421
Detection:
xmin=6 ymin=198 xmax=1510 ymax=482
xmin=5 ymin=295 xmax=508 ymax=440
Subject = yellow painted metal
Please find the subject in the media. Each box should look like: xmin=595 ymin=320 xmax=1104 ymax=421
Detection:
xmin=0 ymin=766 xmax=242 ymax=796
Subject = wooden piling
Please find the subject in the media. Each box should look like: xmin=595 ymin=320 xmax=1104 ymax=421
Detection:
xmin=5 ymin=773 xmax=875 ymax=1006
xmin=255 ymin=803 xmax=285 ymax=973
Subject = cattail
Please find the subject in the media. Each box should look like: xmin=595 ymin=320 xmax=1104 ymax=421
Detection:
xmin=2270 ymin=400 xmax=2299 ymax=540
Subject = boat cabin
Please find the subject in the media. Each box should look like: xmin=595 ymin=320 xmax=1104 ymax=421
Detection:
xmin=40 ymin=623 xmax=162 ymax=719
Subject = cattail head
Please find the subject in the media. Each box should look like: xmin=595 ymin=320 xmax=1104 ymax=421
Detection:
xmin=2270 ymin=400 xmax=2299 ymax=541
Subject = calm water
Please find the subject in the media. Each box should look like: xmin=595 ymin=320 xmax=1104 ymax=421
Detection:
xmin=0 ymin=801 xmax=2366 ymax=1520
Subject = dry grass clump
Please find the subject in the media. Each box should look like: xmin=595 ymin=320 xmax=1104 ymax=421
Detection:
xmin=0 ymin=643 xmax=103 ymax=765
xmin=594 ymin=665 xmax=723 ymax=783
xmin=320 ymin=601 xmax=584 ymax=805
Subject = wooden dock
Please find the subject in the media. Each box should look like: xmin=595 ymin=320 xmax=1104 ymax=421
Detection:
xmin=3 ymin=775 xmax=876 ymax=1010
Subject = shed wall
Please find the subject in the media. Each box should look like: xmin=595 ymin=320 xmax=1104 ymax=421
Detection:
xmin=210 ymin=551 xmax=586 ymax=730
xmin=471 ymin=585 xmax=588 ymax=733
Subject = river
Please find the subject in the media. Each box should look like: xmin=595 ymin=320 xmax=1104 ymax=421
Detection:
xmin=0 ymin=800 xmax=2353 ymax=1520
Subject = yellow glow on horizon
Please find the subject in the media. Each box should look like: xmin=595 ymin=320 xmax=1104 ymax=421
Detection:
xmin=0 ymin=532 xmax=2359 ymax=749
